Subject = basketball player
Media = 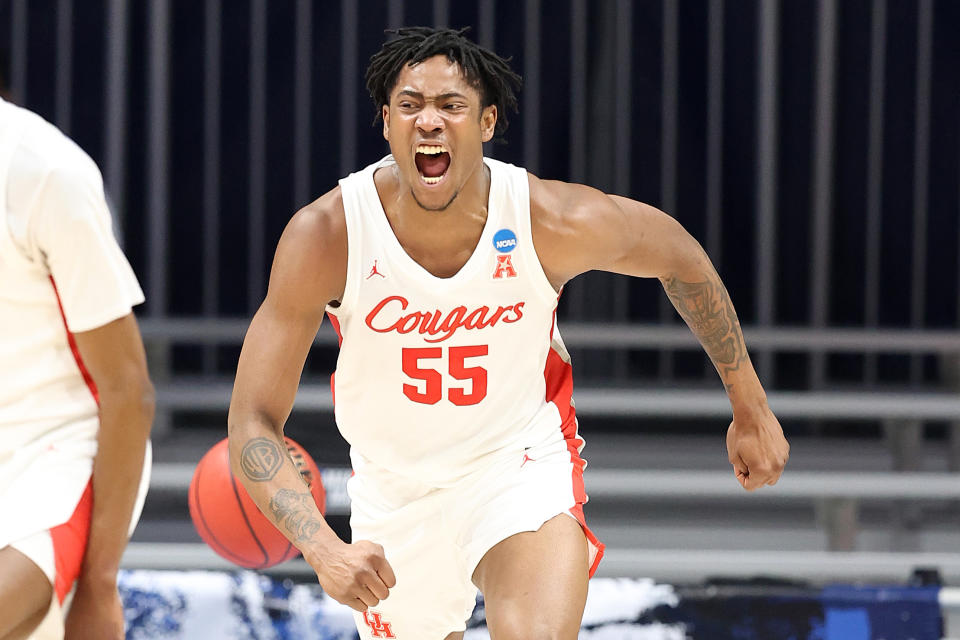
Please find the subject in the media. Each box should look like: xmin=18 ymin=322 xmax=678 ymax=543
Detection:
xmin=0 ymin=95 xmax=154 ymax=639
xmin=229 ymin=27 xmax=789 ymax=639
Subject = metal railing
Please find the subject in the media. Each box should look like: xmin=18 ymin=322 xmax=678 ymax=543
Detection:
xmin=5 ymin=0 xmax=956 ymax=389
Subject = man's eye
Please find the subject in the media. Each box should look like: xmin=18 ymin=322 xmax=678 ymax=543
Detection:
xmin=444 ymin=104 xmax=465 ymax=111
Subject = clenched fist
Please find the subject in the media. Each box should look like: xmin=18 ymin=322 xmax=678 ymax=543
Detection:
xmin=308 ymin=539 xmax=397 ymax=611
xmin=726 ymin=402 xmax=790 ymax=491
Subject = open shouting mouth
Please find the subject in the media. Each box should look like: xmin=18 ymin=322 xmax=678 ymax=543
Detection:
xmin=415 ymin=143 xmax=451 ymax=185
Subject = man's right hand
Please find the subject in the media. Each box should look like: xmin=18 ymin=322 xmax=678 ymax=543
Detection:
xmin=308 ymin=539 xmax=396 ymax=611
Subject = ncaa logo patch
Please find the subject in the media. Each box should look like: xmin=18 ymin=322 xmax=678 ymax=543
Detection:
xmin=493 ymin=228 xmax=518 ymax=253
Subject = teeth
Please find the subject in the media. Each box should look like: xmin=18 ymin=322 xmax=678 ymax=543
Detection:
xmin=416 ymin=144 xmax=447 ymax=155
xmin=422 ymin=175 xmax=443 ymax=184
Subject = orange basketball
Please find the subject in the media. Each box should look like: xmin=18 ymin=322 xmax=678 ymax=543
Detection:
xmin=188 ymin=436 xmax=326 ymax=569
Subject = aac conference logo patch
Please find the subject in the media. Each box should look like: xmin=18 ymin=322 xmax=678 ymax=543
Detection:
xmin=493 ymin=228 xmax=518 ymax=253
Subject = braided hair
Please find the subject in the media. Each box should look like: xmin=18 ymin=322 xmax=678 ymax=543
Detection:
xmin=365 ymin=26 xmax=522 ymax=140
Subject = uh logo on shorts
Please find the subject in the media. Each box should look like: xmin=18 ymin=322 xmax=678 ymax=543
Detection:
xmin=363 ymin=610 xmax=396 ymax=638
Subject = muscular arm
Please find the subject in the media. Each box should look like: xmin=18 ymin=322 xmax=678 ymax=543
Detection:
xmin=606 ymin=194 xmax=760 ymax=405
xmin=68 ymin=313 xmax=154 ymax=636
xmin=228 ymin=190 xmax=345 ymax=553
xmin=531 ymin=179 xmax=754 ymax=390
xmin=228 ymin=190 xmax=394 ymax=609
xmin=531 ymin=176 xmax=788 ymax=488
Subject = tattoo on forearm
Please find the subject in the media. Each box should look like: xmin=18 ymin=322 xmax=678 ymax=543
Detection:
xmin=662 ymin=273 xmax=749 ymax=378
xmin=269 ymin=489 xmax=323 ymax=542
xmin=240 ymin=437 xmax=283 ymax=481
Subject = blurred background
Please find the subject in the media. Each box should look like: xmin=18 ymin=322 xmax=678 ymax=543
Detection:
xmin=2 ymin=0 xmax=960 ymax=635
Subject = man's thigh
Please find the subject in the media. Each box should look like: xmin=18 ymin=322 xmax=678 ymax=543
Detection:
xmin=473 ymin=514 xmax=589 ymax=640
xmin=0 ymin=546 xmax=54 ymax=640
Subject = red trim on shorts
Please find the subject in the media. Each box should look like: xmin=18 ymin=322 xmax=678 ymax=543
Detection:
xmin=49 ymin=480 xmax=93 ymax=604
xmin=543 ymin=309 xmax=605 ymax=577
xmin=327 ymin=313 xmax=344 ymax=404
xmin=327 ymin=312 xmax=344 ymax=347
xmin=48 ymin=276 xmax=100 ymax=405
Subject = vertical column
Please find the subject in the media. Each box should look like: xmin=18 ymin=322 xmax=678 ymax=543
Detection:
xmin=146 ymin=0 xmax=171 ymax=436
xmin=704 ymin=0 xmax=725 ymax=379
xmin=569 ymin=0 xmax=587 ymax=185
xmin=202 ymin=0 xmax=222 ymax=372
xmin=147 ymin=0 xmax=171 ymax=317
xmin=478 ymin=0 xmax=495 ymax=49
xmin=56 ymin=0 xmax=73 ymax=134
xmin=885 ymin=419 xmax=924 ymax=551
xmin=658 ymin=0 xmax=679 ymax=381
xmin=433 ymin=0 xmax=449 ymax=27
xmin=247 ymin=0 xmax=267 ymax=312
xmin=611 ymin=0 xmax=632 ymax=379
xmin=11 ymin=0 xmax=27 ymax=101
xmin=103 ymin=0 xmax=129 ymax=230
xmin=952 ymin=45 xmax=960 ymax=473
xmin=387 ymin=0 xmax=405 ymax=29
xmin=478 ymin=0 xmax=496 ymax=157
xmin=909 ymin=0 xmax=933 ymax=384
xmin=816 ymin=498 xmax=860 ymax=552
xmin=523 ymin=0 xmax=540 ymax=174
xmin=294 ymin=0 xmax=312 ymax=208
xmin=565 ymin=0 xmax=588 ymax=322
xmin=340 ymin=0 xmax=359 ymax=175
xmin=864 ymin=0 xmax=887 ymax=384
xmin=809 ymin=0 xmax=838 ymax=390
xmin=954 ymin=101 xmax=960 ymax=471
xmin=754 ymin=0 xmax=780 ymax=384
xmin=705 ymin=0 xmax=724 ymax=268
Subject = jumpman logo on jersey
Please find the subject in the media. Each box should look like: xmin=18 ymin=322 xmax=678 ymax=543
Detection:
xmin=521 ymin=449 xmax=536 ymax=468
xmin=366 ymin=259 xmax=386 ymax=279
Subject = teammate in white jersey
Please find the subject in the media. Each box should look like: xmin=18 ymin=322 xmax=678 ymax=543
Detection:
xmin=229 ymin=27 xmax=789 ymax=639
xmin=0 ymin=95 xmax=154 ymax=640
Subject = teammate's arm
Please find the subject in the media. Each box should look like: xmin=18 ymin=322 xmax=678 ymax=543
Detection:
xmin=227 ymin=190 xmax=395 ymax=611
xmin=66 ymin=315 xmax=153 ymax=640
xmin=530 ymin=176 xmax=788 ymax=490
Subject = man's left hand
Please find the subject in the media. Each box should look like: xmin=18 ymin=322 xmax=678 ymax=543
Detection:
xmin=726 ymin=404 xmax=790 ymax=491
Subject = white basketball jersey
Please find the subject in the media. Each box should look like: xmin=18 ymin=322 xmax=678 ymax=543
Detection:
xmin=328 ymin=156 xmax=584 ymax=486
xmin=0 ymin=97 xmax=144 ymax=547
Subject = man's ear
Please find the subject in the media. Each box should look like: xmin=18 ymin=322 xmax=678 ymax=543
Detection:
xmin=382 ymin=104 xmax=390 ymax=141
xmin=480 ymin=105 xmax=497 ymax=143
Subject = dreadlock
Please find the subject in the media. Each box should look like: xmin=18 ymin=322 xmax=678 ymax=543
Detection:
xmin=365 ymin=26 xmax=522 ymax=141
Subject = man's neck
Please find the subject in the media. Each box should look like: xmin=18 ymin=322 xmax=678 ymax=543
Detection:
xmin=386 ymin=159 xmax=491 ymax=224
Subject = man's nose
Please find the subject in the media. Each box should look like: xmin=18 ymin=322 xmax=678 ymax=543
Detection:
xmin=416 ymin=105 xmax=444 ymax=132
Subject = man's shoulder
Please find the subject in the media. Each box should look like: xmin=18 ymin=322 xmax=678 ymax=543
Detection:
xmin=3 ymin=104 xmax=106 ymax=248
xmin=4 ymin=102 xmax=95 ymax=175
xmin=5 ymin=106 xmax=101 ymax=207
xmin=271 ymin=185 xmax=348 ymax=306
xmin=289 ymin=185 xmax=346 ymax=238
xmin=277 ymin=186 xmax=348 ymax=265
xmin=527 ymin=173 xmax=604 ymax=230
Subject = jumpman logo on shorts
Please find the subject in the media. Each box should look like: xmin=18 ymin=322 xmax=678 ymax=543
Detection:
xmin=366 ymin=259 xmax=386 ymax=279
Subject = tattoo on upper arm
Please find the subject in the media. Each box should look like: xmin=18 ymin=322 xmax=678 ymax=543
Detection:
xmin=269 ymin=489 xmax=323 ymax=542
xmin=240 ymin=437 xmax=284 ymax=481
xmin=662 ymin=274 xmax=749 ymax=377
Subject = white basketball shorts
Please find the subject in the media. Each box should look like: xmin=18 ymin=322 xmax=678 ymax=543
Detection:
xmin=347 ymin=434 xmax=604 ymax=640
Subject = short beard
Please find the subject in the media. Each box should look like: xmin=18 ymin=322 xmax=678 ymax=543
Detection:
xmin=411 ymin=187 xmax=460 ymax=212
